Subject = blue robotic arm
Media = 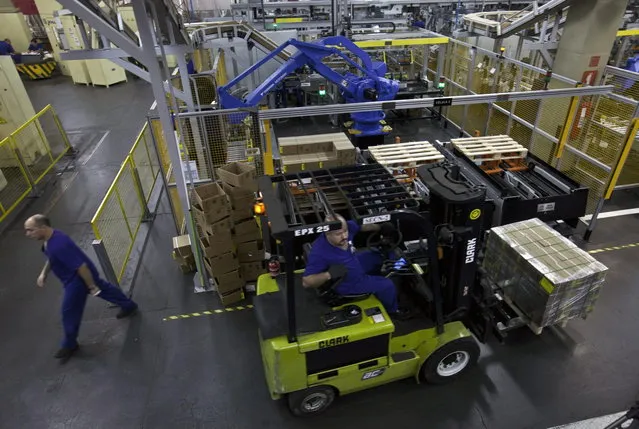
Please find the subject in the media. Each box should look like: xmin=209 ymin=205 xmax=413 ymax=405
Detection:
xmin=217 ymin=36 xmax=399 ymax=137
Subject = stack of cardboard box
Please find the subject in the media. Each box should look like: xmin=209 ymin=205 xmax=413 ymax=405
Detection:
xmin=217 ymin=162 xmax=265 ymax=284
xmin=482 ymin=218 xmax=608 ymax=328
xmin=191 ymin=181 xmax=244 ymax=305
xmin=278 ymin=133 xmax=357 ymax=173
xmin=172 ymin=234 xmax=196 ymax=273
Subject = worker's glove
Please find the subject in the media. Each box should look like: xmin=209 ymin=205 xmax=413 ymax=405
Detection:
xmin=327 ymin=264 xmax=348 ymax=282
xmin=380 ymin=222 xmax=397 ymax=237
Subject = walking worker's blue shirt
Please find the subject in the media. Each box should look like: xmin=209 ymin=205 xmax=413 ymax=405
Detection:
xmin=42 ymin=230 xmax=101 ymax=286
xmin=304 ymin=220 xmax=365 ymax=288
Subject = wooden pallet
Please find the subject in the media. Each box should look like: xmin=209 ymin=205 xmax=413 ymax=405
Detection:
xmin=368 ymin=141 xmax=444 ymax=167
xmin=451 ymin=135 xmax=528 ymax=162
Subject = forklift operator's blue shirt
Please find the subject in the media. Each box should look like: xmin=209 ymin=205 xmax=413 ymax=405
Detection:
xmin=42 ymin=230 xmax=101 ymax=286
xmin=304 ymin=220 xmax=366 ymax=287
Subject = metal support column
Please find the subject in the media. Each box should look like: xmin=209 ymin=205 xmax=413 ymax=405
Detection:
xmin=436 ymin=42 xmax=447 ymax=82
xmin=507 ymin=65 xmax=523 ymax=134
xmin=461 ymin=47 xmax=476 ymax=136
xmin=515 ymin=35 xmax=524 ymax=60
xmin=132 ymin=0 xmax=207 ymax=291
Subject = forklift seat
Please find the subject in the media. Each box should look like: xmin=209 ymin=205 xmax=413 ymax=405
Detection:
xmin=302 ymin=243 xmax=371 ymax=307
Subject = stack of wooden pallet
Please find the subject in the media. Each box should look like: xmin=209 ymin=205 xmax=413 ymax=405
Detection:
xmin=368 ymin=141 xmax=444 ymax=180
xmin=451 ymin=135 xmax=528 ymax=162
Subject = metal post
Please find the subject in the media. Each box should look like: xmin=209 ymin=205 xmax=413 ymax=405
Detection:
xmin=584 ymin=198 xmax=604 ymax=241
xmin=492 ymin=38 xmax=503 ymax=54
xmin=530 ymin=85 xmax=545 ymax=152
xmin=146 ymin=116 xmax=179 ymax=234
xmin=515 ymin=35 xmax=524 ymax=60
xmin=507 ymin=65 xmax=522 ymax=134
xmin=93 ymin=239 xmax=121 ymax=289
xmin=436 ymin=42 xmax=446 ymax=82
xmin=551 ymin=11 xmax=561 ymax=42
xmin=132 ymin=0 xmax=206 ymax=292
xmin=615 ymin=37 xmax=630 ymax=68
xmin=461 ymin=47 xmax=476 ymax=136
xmin=285 ymin=237 xmax=297 ymax=343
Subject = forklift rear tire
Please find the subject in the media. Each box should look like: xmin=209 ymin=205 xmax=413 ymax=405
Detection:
xmin=288 ymin=385 xmax=336 ymax=417
xmin=421 ymin=337 xmax=480 ymax=384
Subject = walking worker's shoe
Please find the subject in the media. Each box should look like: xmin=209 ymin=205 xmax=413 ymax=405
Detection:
xmin=116 ymin=305 xmax=138 ymax=319
xmin=54 ymin=345 xmax=78 ymax=360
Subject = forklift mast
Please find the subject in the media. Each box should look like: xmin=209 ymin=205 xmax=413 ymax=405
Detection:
xmin=257 ymin=163 xmax=446 ymax=341
xmin=417 ymin=162 xmax=487 ymax=317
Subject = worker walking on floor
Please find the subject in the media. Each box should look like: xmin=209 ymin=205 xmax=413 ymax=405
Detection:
xmin=24 ymin=214 xmax=138 ymax=361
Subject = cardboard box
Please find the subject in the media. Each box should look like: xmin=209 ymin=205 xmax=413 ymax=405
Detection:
xmin=231 ymin=207 xmax=254 ymax=224
xmin=207 ymin=251 xmax=240 ymax=277
xmin=204 ymin=217 xmax=233 ymax=237
xmin=218 ymin=288 xmax=244 ymax=306
xmin=240 ymin=261 xmax=264 ymax=281
xmin=193 ymin=183 xmax=230 ymax=216
xmin=172 ymin=250 xmax=196 ymax=273
xmin=205 ymin=227 xmax=232 ymax=245
xmin=221 ymin=182 xmax=254 ymax=207
xmin=200 ymin=233 xmax=234 ymax=259
xmin=172 ymin=235 xmax=192 ymax=259
xmin=217 ymin=162 xmax=257 ymax=191
xmin=193 ymin=202 xmax=229 ymax=225
xmin=215 ymin=269 xmax=245 ymax=294
xmin=237 ymin=240 xmax=264 ymax=262
xmin=233 ymin=218 xmax=260 ymax=236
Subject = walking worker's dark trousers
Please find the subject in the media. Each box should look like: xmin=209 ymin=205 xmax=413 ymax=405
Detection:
xmin=62 ymin=278 xmax=136 ymax=349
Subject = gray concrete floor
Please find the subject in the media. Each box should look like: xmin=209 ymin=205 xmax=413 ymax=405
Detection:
xmin=1 ymin=81 xmax=639 ymax=429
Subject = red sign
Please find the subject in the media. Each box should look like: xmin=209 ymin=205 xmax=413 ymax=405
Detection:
xmin=589 ymin=56 xmax=601 ymax=68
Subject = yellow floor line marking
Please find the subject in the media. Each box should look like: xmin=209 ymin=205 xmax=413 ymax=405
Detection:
xmin=588 ymin=242 xmax=639 ymax=255
xmin=163 ymin=305 xmax=253 ymax=321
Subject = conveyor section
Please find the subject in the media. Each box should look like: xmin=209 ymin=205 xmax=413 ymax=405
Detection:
xmin=188 ymin=21 xmax=293 ymax=62
xmin=497 ymin=0 xmax=575 ymax=38
xmin=432 ymin=140 xmax=587 ymax=228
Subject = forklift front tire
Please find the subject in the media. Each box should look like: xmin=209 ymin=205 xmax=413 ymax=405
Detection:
xmin=421 ymin=337 xmax=480 ymax=384
xmin=288 ymin=385 xmax=336 ymax=417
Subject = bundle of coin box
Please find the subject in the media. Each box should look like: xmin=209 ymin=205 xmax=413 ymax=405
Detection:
xmin=278 ymin=133 xmax=357 ymax=173
xmin=482 ymin=218 xmax=608 ymax=328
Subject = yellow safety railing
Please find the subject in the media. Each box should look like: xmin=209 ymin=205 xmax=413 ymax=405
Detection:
xmin=0 ymin=104 xmax=70 ymax=224
xmin=91 ymin=121 xmax=160 ymax=281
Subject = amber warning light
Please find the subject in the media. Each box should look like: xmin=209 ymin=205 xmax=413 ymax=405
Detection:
xmin=254 ymin=194 xmax=266 ymax=215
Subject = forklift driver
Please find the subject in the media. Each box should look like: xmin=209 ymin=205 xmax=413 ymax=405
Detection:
xmin=302 ymin=214 xmax=409 ymax=319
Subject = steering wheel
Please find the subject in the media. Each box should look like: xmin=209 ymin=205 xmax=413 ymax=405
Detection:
xmin=366 ymin=227 xmax=403 ymax=253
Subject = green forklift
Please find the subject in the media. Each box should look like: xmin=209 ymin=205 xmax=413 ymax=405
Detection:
xmin=253 ymin=162 xmax=493 ymax=416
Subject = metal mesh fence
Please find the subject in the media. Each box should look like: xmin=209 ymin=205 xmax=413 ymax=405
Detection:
xmin=10 ymin=106 xmax=70 ymax=184
xmin=176 ymin=110 xmax=264 ymax=183
xmin=193 ymin=47 xmax=213 ymax=73
xmin=213 ymin=48 xmax=228 ymax=86
xmin=568 ymin=96 xmax=634 ymax=169
xmin=91 ymin=157 xmax=147 ymax=281
xmin=0 ymin=105 xmax=70 ymax=224
xmin=0 ymin=138 xmax=32 ymax=222
xmin=91 ymin=120 xmax=163 ymax=281
xmin=130 ymin=123 xmax=160 ymax=203
xmin=189 ymin=73 xmax=217 ymax=107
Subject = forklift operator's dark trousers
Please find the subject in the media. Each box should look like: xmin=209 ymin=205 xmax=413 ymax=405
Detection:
xmin=336 ymin=250 xmax=399 ymax=313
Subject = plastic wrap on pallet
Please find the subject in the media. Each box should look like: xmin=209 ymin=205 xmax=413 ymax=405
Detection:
xmin=482 ymin=218 xmax=608 ymax=328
